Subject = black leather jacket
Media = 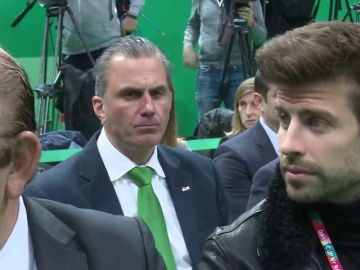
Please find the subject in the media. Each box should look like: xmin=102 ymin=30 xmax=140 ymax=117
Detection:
xmin=198 ymin=165 xmax=336 ymax=270
xmin=198 ymin=202 xmax=264 ymax=270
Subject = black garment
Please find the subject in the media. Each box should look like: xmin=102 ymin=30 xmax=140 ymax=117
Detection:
xmin=265 ymin=0 xmax=315 ymax=39
xmin=199 ymin=163 xmax=360 ymax=269
xmin=58 ymin=64 xmax=101 ymax=140
xmin=194 ymin=108 xmax=233 ymax=158
xmin=64 ymin=47 xmax=105 ymax=71
xmin=312 ymin=200 xmax=360 ymax=269
xmin=58 ymin=47 xmax=105 ymax=139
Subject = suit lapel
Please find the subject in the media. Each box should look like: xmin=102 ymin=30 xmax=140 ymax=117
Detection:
xmin=157 ymin=146 xmax=200 ymax=265
xmin=77 ymin=133 xmax=123 ymax=215
xmin=24 ymin=198 xmax=89 ymax=270
xmin=253 ymin=122 xmax=277 ymax=159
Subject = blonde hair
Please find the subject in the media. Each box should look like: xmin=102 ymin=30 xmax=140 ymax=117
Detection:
xmin=227 ymin=77 xmax=255 ymax=137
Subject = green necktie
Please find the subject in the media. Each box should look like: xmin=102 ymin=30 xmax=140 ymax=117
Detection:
xmin=127 ymin=166 xmax=176 ymax=270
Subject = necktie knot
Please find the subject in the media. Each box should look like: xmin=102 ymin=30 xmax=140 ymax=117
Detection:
xmin=127 ymin=166 xmax=153 ymax=187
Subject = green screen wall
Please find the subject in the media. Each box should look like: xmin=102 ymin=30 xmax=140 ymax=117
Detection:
xmin=0 ymin=0 xmax=358 ymax=137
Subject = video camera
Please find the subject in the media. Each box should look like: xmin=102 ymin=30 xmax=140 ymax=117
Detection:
xmin=225 ymin=0 xmax=256 ymax=27
xmin=226 ymin=0 xmax=255 ymax=17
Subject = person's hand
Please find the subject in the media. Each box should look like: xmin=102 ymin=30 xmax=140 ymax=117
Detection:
xmin=183 ymin=47 xmax=198 ymax=69
xmin=238 ymin=2 xmax=254 ymax=27
xmin=121 ymin=15 xmax=138 ymax=35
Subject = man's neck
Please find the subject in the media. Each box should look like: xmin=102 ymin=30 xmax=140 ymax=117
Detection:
xmin=120 ymin=146 xmax=155 ymax=165
xmin=262 ymin=116 xmax=279 ymax=133
xmin=0 ymin=199 xmax=19 ymax=249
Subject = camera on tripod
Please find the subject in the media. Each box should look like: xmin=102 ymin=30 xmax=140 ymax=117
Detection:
xmin=227 ymin=0 xmax=256 ymax=28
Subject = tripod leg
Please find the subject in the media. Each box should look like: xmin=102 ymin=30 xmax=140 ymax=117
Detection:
xmin=37 ymin=12 xmax=52 ymax=135
xmin=343 ymin=0 xmax=354 ymax=22
xmin=237 ymin=29 xmax=256 ymax=79
xmin=329 ymin=0 xmax=334 ymax=20
xmin=219 ymin=29 xmax=237 ymax=98
xmin=66 ymin=7 xmax=95 ymax=66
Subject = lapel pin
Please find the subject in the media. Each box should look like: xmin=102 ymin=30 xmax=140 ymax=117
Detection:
xmin=181 ymin=186 xmax=191 ymax=192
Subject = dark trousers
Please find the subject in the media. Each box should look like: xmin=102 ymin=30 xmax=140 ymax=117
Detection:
xmin=64 ymin=47 xmax=105 ymax=71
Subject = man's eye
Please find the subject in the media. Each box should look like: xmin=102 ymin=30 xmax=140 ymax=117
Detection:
xmin=308 ymin=117 xmax=328 ymax=130
xmin=151 ymin=90 xmax=165 ymax=99
xmin=278 ymin=110 xmax=290 ymax=129
xmin=123 ymin=91 xmax=141 ymax=100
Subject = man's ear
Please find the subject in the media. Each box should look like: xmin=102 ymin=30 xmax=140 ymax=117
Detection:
xmin=6 ymin=131 xmax=41 ymax=199
xmin=254 ymin=92 xmax=263 ymax=105
xmin=92 ymin=95 xmax=106 ymax=124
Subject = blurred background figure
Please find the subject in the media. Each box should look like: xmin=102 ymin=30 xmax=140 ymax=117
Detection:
xmin=63 ymin=0 xmax=145 ymax=70
xmin=183 ymin=0 xmax=266 ymax=120
xmin=214 ymin=72 xmax=279 ymax=220
xmin=264 ymin=0 xmax=315 ymax=39
xmin=222 ymin=77 xmax=262 ymax=143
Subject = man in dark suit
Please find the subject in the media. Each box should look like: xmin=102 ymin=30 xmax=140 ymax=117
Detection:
xmin=0 ymin=47 xmax=165 ymax=270
xmin=214 ymin=73 xmax=279 ymax=221
xmin=25 ymin=36 xmax=228 ymax=270
xmin=246 ymin=158 xmax=278 ymax=209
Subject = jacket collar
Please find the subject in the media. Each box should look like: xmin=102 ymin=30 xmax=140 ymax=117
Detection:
xmin=258 ymin=164 xmax=315 ymax=269
xmin=77 ymin=131 xmax=123 ymax=215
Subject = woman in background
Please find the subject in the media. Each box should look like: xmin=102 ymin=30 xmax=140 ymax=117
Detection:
xmin=221 ymin=77 xmax=262 ymax=143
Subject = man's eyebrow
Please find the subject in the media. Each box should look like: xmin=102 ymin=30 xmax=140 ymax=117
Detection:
xmin=120 ymin=86 xmax=144 ymax=92
xmin=299 ymin=108 xmax=337 ymax=122
xmin=119 ymin=85 xmax=168 ymax=92
xmin=149 ymin=85 xmax=168 ymax=92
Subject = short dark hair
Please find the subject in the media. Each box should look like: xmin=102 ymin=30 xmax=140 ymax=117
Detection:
xmin=256 ymin=21 xmax=360 ymax=123
xmin=254 ymin=71 xmax=269 ymax=101
xmin=0 ymin=48 xmax=36 ymax=167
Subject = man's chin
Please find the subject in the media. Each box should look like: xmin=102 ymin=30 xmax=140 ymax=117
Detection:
xmin=133 ymin=134 xmax=163 ymax=147
xmin=285 ymin=184 xmax=317 ymax=204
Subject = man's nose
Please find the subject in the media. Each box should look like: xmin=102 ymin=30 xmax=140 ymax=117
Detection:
xmin=279 ymin=121 xmax=304 ymax=158
xmin=141 ymin=92 xmax=155 ymax=113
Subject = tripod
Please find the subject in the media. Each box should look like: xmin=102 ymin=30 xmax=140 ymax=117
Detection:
xmin=344 ymin=1 xmax=360 ymax=22
xmin=11 ymin=0 xmax=94 ymax=135
xmin=219 ymin=18 xmax=256 ymax=98
xmin=313 ymin=0 xmax=354 ymax=22
xmin=37 ymin=1 xmax=95 ymax=135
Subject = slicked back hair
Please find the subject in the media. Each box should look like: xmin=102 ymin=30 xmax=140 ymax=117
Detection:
xmin=94 ymin=36 xmax=171 ymax=97
xmin=94 ymin=36 xmax=178 ymax=147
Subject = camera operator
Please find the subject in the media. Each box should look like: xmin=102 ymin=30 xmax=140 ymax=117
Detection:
xmin=183 ymin=0 xmax=266 ymax=120
xmin=63 ymin=0 xmax=145 ymax=70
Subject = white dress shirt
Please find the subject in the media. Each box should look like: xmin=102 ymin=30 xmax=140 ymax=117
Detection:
xmin=260 ymin=117 xmax=279 ymax=156
xmin=97 ymin=129 xmax=192 ymax=269
xmin=0 ymin=196 xmax=37 ymax=270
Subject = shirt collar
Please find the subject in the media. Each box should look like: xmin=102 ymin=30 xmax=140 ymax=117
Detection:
xmin=259 ymin=117 xmax=279 ymax=156
xmin=97 ymin=128 xmax=165 ymax=181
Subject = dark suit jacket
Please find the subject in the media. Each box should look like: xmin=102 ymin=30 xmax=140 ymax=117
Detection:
xmin=246 ymin=158 xmax=279 ymax=210
xmin=214 ymin=121 xmax=277 ymax=221
xmin=24 ymin=132 xmax=228 ymax=268
xmin=24 ymin=197 xmax=165 ymax=270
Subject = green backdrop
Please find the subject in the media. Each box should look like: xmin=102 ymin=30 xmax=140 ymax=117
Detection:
xmin=0 ymin=0 xmax=358 ymax=137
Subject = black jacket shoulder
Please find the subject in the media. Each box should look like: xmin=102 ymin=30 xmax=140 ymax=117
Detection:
xmin=198 ymin=202 xmax=265 ymax=270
